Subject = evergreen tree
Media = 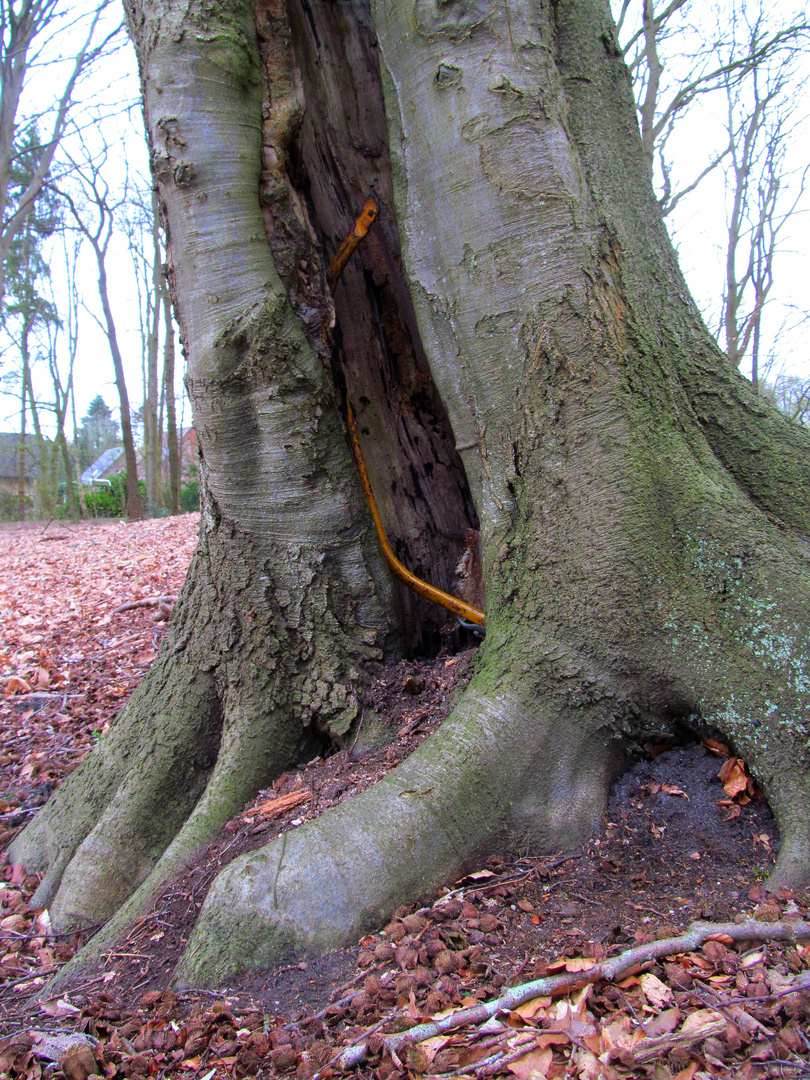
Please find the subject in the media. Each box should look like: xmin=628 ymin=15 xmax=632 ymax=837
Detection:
xmin=77 ymin=394 xmax=120 ymax=469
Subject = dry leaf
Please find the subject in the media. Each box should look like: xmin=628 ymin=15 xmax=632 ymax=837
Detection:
xmin=512 ymin=996 xmax=552 ymax=1020
xmin=660 ymin=783 xmax=689 ymax=799
xmin=39 ymin=997 xmax=81 ymax=1018
xmin=6 ymin=675 xmax=31 ymax=693
xmin=601 ymin=1015 xmax=646 ymax=1053
xmin=582 ymin=1033 xmax=603 ymax=1055
xmin=706 ymin=933 xmax=734 ymax=946
xmin=674 ymin=1063 xmax=699 ymax=1080
xmin=572 ymin=983 xmax=593 ymax=1019
xmin=30 ymin=1032 xmax=92 ymax=1062
xmin=644 ymin=1007 xmax=681 ymax=1037
xmin=718 ymin=757 xmax=750 ymax=799
xmin=571 ymin=1047 xmax=603 ymax=1080
xmin=458 ymin=1044 xmax=496 ymax=1068
xmin=702 ymin=737 xmax=731 ymax=757
xmin=59 ymin=1044 xmax=98 ymax=1080
xmin=740 ymin=950 xmax=766 ymax=969
xmin=507 ymin=1046 xmax=553 ymax=1080
xmin=640 ymin=972 xmax=674 ymax=1010
xmin=0 ymin=913 xmax=26 ymax=931
xmin=566 ymin=957 xmax=597 ymax=973
xmin=420 ymin=1035 xmax=451 ymax=1061
xmin=681 ymin=1009 xmax=724 ymax=1034
xmin=533 ymin=1033 xmax=570 ymax=1050
xmin=34 ymin=909 xmax=52 ymax=937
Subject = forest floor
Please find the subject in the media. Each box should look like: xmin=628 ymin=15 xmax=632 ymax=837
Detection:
xmin=0 ymin=515 xmax=808 ymax=1080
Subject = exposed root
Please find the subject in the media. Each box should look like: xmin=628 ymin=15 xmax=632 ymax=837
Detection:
xmin=171 ymin=657 xmax=622 ymax=988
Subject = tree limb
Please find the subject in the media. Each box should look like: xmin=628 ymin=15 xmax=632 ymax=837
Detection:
xmin=335 ymin=919 xmax=810 ymax=1070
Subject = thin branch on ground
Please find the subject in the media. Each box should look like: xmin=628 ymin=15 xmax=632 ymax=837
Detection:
xmin=335 ymin=918 xmax=810 ymax=1069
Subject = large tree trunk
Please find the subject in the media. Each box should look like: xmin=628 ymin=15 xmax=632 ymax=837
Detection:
xmin=13 ymin=0 xmax=810 ymax=991
xmin=9 ymin=0 xmax=398 ymax=964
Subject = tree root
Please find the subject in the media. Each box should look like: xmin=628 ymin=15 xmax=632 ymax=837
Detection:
xmin=171 ymin=663 xmax=622 ymax=988
xmin=333 ymin=918 xmax=810 ymax=1072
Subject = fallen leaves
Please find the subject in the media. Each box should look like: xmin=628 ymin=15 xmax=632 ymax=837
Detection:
xmin=638 ymin=971 xmax=673 ymax=1009
xmin=506 ymin=1045 xmax=552 ymax=1078
xmin=642 ymin=782 xmax=689 ymax=800
xmin=718 ymin=756 xmax=755 ymax=803
xmin=0 ymin=515 xmax=198 ymax=847
xmin=331 ymin=915 xmax=810 ymax=1080
xmin=0 ymin=518 xmax=807 ymax=1078
xmin=0 ymin=873 xmax=807 ymax=1080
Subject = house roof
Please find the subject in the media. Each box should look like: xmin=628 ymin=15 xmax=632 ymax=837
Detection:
xmin=81 ymin=446 xmax=125 ymax=485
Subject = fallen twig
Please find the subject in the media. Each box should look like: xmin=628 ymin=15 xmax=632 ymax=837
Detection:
xmin=0 ymin=967 xmax=59 ymax=990
xmin=112 ymin=595 xmax=176 ymax=614
xmin=335 ymin=918 xmax=810 ymax=1070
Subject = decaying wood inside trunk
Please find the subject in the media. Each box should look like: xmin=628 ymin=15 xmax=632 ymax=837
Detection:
xmin=257 ymin=0 xmax=481 ymax=656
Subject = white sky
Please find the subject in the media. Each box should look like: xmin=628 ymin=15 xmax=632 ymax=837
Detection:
xmin=1 ymin=0 xmax=807 ymax=444
xmin=614 ymin=0 xmax=810 ymax=383
xmin=0 ymin=1 xmax=186 ymax=441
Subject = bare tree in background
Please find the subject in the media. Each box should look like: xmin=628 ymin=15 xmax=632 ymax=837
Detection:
xmin=615 ymin=0 xmax=809 ymax=391
xmin=127 ymin=183 xmax=162 ymax=513
xmin=126 ymin=182 xmax=183 ymax=515
xmin=720 ymin=55 xmax=808 ymax=386
xmin=767 ymin=373 xmax=810 ymax=426
xmin=614 ymin=0 xmax=808 ymax=215
xmin=63 ymin=147 xmax=143 ymax=521
xmin=3 ymin=127 xmax=59 ymax=518
xmin=0 ymin=0 xmax=118 ymax=306
xmin=160 ymin=269 xmax=179 ymax=514
xmin=44 ymin=236 xmax=83 ymax=519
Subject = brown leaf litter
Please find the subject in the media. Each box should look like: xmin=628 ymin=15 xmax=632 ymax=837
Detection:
xmin=0 ymin=515 xmax=808 ymax=1078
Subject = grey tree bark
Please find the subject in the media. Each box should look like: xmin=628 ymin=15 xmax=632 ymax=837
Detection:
xmin=12 ymin=0 xmax=810 ymax=991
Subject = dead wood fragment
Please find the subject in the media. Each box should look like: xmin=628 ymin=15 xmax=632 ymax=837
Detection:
xmin=632 ymin=1017 xmax=726 ymax=1063
xmin=240 ymin=789 xmax=311 ymax=820
xmin=112 ymin=595 xmax=176 ymax=614
xmin=335 ymin=918 xmax=810 ymax=1070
